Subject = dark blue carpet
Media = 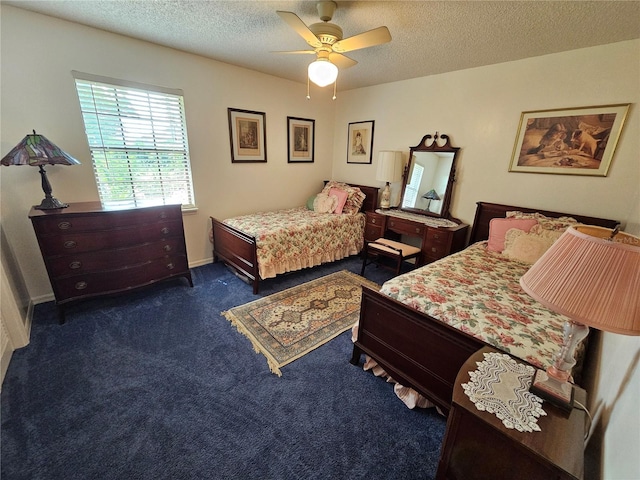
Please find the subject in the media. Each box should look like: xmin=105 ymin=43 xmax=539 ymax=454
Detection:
xmin=1 ymin=256 xmax=446 ymax=479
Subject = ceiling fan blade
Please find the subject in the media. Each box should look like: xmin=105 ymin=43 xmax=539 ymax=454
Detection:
xmin=276 ymin=11 xmax=322 ymax=49
xmin=332 ymin=26 xmax=391 ymax=53
xmin=329 ymin=52 xmax=358 ymax=69
xmin=271 ymin=50 xmax=317 ymax=55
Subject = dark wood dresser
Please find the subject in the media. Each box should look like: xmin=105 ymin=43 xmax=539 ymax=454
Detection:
xmin=364 ymin=211 xmax=468 ymax=265
xmin=437 ymin=347 xmax=586 ymax=480
xmin=29 ymin=202 xmax=193 ymax=322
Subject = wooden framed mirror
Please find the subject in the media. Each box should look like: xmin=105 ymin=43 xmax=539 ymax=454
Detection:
xmin=399 ymin=133 xmax=459 ymax=219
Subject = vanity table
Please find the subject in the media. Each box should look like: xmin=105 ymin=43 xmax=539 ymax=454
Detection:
xmin=364 ymin=210 xmax=468 ymax=265
xmin=366 ymin=132 xmax=468 ymax=265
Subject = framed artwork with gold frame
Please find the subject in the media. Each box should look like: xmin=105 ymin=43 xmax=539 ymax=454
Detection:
xmin=508 ymin=104 xmax=629 ymax=176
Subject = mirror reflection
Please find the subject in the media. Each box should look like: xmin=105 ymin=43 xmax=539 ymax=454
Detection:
xmin=401 ymin=152 xmax=454 ymax=215
xmin=399 ymin=133 xmax=459 ymax=219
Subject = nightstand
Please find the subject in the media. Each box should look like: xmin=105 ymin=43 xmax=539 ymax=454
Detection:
xmin=437 ymin=346 xmax=586 ymax=480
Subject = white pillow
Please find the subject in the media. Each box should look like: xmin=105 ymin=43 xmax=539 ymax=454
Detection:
xmin=502 ymin=228 xmax=562 ymax=264
xmin=313 ymin=193 xmax=338 ymax=214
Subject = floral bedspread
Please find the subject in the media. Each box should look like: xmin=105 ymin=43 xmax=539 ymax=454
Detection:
xmin=224 ymin=207 xmax=365 ymax=279
xmin=379 ymin=242 xmax=569 ymax=370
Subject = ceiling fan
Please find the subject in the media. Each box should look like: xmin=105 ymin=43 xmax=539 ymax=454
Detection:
xmin=274 ymin=1 xmax=391 ymax=92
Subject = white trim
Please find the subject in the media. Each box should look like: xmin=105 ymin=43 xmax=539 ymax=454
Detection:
xmin=71 ymin=70 xmax=183 ymax=96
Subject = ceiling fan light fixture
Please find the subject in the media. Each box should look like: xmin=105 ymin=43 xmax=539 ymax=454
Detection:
xmin=308 ymin=58 xmax=338 ymax=87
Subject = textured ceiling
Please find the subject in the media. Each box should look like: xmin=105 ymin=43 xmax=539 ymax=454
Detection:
xmin=4 ymin=0 xmax=640 ymax=91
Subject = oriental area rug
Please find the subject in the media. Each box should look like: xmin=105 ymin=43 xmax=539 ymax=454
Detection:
xmin=222 ymin=270 xmax=380 ymax=376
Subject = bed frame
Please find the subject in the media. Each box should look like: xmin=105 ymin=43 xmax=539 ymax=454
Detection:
xmin=211 ymin=183 xmax=379 ymax=294
xmin=350 ymin=201 xmax=619 ymax=414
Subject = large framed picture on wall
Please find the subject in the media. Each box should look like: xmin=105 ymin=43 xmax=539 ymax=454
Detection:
xmin=508 ymin=104 xmax=629 ymax=176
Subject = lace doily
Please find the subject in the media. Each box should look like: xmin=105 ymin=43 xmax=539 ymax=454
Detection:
xmin=375 ymin=209 xmax=459 ymax=228
xmin=461 ymin=352 xmax=546 ymax=432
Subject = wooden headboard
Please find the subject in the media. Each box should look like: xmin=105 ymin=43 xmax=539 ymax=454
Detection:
xmin=469 ymin=201 xmax=620 ymax=244
xmin=323 ymin=181 xmax=379 ymax=213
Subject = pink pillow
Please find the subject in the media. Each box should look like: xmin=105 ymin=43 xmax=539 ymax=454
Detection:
xmin=487 ymin=218 xmax=538 ymax=252
xmin=329 ymin=188 xmax=349 ymax=214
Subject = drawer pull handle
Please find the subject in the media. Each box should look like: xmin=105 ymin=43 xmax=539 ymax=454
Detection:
xmin=161 ymin=227 xmax=170 ymax=235
xmin=58 ymin=221 xmax=71 ymax=230
xmin=434 ymin=234 xmax=440 ymax=239
xmin=371 ymin=218 xmax=377 ymax=224
xmin=75 ymin=281 xmax=88 ymax=290
xmin=390 ymin=221 xmax=395 ymax=227
xmin=69 ymin=261 xmax=82 ymax=270
xmin=159 ymin=212 xmax=167 ymax=219
xmin=166 ymin=262 xmax=175 ymax=270
xmin=431 ymin=247 xmax=437 ymax=253
xmin=164 ymin=244 xmax=172 ymax=252
xmin=64 ymin=240 xmax=77 ymax=249
xmin=415 ymin=228 xmax=421 ymax=233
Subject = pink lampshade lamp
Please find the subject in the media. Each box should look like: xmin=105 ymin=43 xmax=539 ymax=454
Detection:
xmin=520 ymin=225 xmax=640 ymax=409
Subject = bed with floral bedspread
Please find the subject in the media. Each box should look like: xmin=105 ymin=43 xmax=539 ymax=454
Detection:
xmin=211 ymin=182 xmax=379 ymax=294
xmin=379 ymin=241 xmax=565 ymax=371
xmin=350 ymin=201 xmax=619 ymax=413
xmin=223 ymin=207 xmax=365 ymax=280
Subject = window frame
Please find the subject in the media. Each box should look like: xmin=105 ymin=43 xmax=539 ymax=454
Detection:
xmin=72 ymin=71 xmax=196 ymax=211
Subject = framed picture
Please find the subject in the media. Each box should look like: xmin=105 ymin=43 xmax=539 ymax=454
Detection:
xmin=228 ymin=108 xmax=267 ymax=163
xmin=287 ymin=117 xmax=315 ymax=163
xmin=347 ymin=120 xmax=375 ymax=164
xmin=509 ymin=104 xmax=629 ymax=176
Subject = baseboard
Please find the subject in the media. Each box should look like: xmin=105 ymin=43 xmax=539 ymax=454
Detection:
xmin=31 ymin=293 xmax=55 ymax=305
xmin=189 ymin=257 xmax=214 ymax=269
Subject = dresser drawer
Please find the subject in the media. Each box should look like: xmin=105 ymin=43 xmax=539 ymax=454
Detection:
xmin=424 ymin=244 xmax=449 ymax=261
xmin=45 ymin=238 xmax=186 ymax=277
xmin=426 ymin=229 xmax=451 ymax=246
xmin=387 ymin=218 xmax=426 ymax=237
xmin=53 ymin=255 xmax=189 ymax=303
xmin=365 ymin=224 xmax=385 ymax=241
xmin=365 ymin=212 xmax=385 ymax=241
xmin=38 ymin=220 xmax=184 ymax=256
xmin=32 ymin=205 xmax=181 ymax=235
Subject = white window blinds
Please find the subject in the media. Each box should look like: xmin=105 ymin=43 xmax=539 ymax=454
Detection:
xmin=401 ymin=163 xmax=424 ymax=208
xmin=73 ymin=72 xmax=195 ymax=209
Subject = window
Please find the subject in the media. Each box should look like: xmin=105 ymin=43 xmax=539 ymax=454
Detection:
xmin=401 ymin=163 xmax=424 ymax=208
xmin=73 ymin=72 xmax=195 ymax=209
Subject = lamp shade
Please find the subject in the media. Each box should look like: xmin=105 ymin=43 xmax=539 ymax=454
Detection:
xmin=422 ymin=189 xmax=440 ymax=201
xmin=520 ymin=225 xmax=640 ymax=335
xmin=1 ymin=131 xmax=80 ymax=210
xmin=1 ymin=131 xmax=81 ymax=167
xmin=376 ymin=151 xmax=404 ymax=183
xmin=308 ymin=59 xmax=338 ymax=87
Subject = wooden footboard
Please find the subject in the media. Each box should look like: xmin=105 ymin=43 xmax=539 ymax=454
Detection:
xmin=211 ymin=217 xmax=260 ymax=294
xmin=352 ymin=286 xmax=484 ymax=414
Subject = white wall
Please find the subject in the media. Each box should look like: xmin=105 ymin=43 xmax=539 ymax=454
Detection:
xmin=0 ymin=5 xmax=336 ymax=301
xmin=332 ymin=42 xmax=639 ymax=231
xmin=331 ymin=39 xmax=640 ymax=480
xmin=1 ymin=5 xmax=638 ymax=478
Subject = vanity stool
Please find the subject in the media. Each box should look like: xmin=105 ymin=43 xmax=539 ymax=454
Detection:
xmin=361 ymin=238 xmax=421 ymax=276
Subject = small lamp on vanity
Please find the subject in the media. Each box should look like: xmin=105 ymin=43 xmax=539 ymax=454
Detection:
xmin=376 ymin=151 xmax=404 ymax=209
xmin=1 ymin=130 xmax=81 ymax=209
xmin=520 ymin=225 xmax=640 ymax=410
xmin=422 ymin=189 xmax=440 ymax=212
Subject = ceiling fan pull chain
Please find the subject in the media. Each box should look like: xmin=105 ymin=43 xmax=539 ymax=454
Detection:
xmin=307 ymin=76 xmax=311 ymax=100
xmin=333 ymin=79 xmax=337 ymax=100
